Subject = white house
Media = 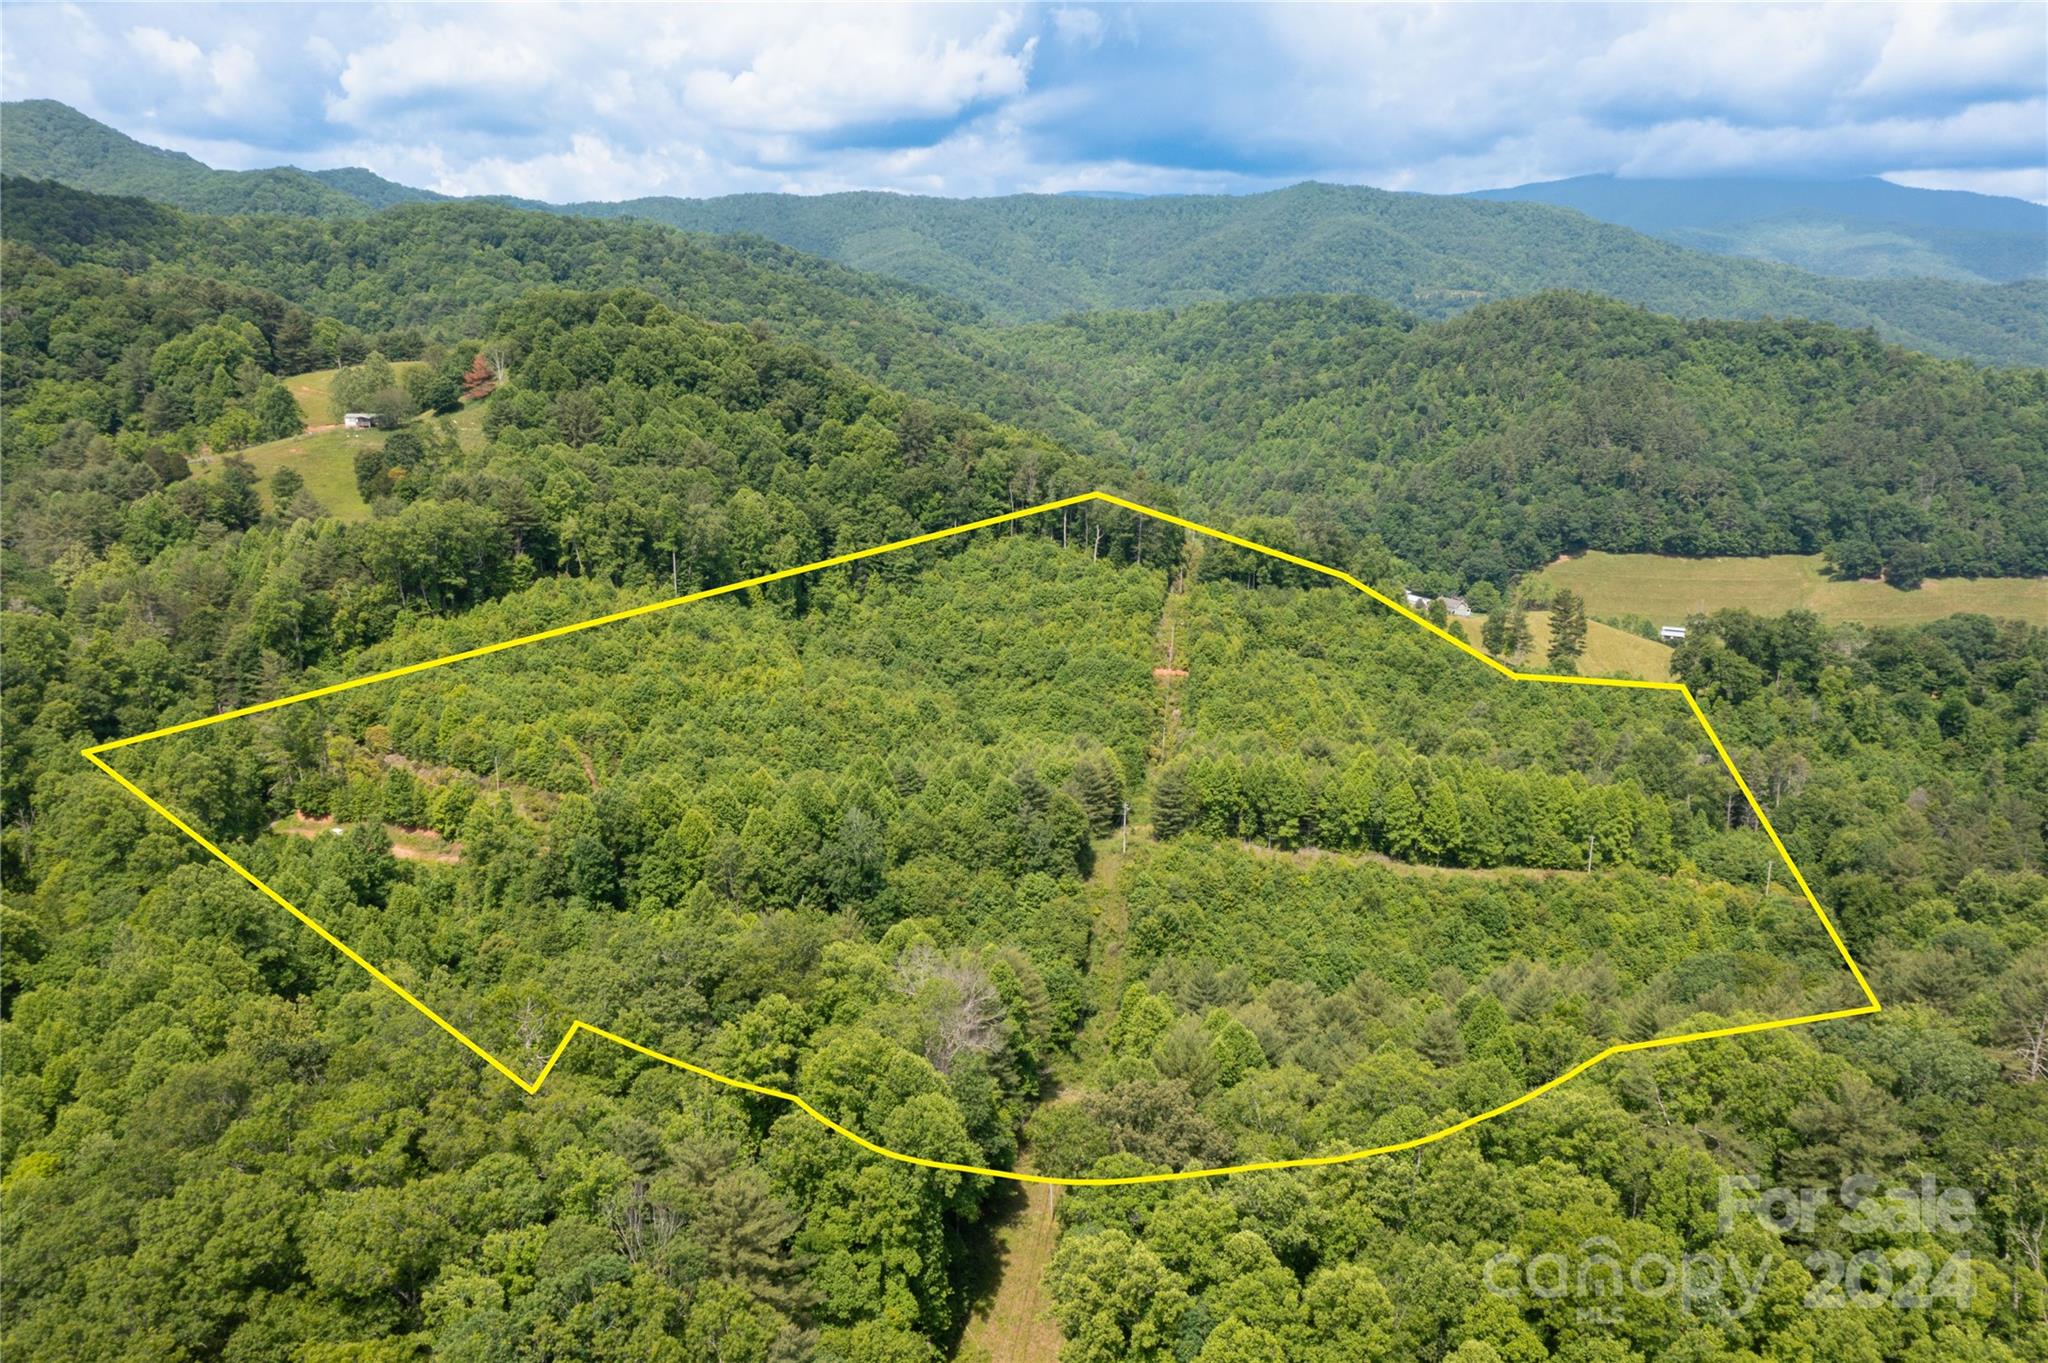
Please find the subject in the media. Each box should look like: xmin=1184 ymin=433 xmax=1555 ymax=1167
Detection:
xmin=343 ymin=412 xmax=382 ymax=430
xmin=1659 ymin=625 xmax=1687 ymax=643
xmin=1402 ymin=590 xmax=1473 ymax=617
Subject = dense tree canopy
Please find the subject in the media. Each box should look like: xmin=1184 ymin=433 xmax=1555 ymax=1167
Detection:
xmin=2 ymin=158 xmax=2044 ymax=1363
xmin=984 ymin=292 xmax=2048 ymax=585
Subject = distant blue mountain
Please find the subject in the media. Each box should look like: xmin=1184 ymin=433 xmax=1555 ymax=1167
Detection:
xmin=6 ymin=101 xmax=2042 ymax=363
xmin=1471 ymin=174 xmax=2046 ymax=283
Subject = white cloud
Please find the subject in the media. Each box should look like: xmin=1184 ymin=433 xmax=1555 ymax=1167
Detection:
xmin=327 ymin=19 xmax=561 ymax=126
xmin=1855 ymin=5 xmax=2048 ymax=100
xmin=1884 ymin=166 xmax=2048 ymax=203
xmin=1052 ymin=7 xmax=1105 ymax=50
xmin=679 ymin=10 xmax=1035 ymax=133
xmin=204 ymin=43 xmax=261 ymax=119
xmin=1 ymin=3 xmax=2040 ymax=203
xmin=125 ymin=25 xmax=205 ymax=77
xmin=1613 ymin=99 xmax=2048 ymax=179
xmin=417 ymin=132 xmax=716 ymax=201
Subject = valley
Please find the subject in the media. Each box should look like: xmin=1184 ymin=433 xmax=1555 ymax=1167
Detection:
xmin=3 ymin=72 xmax=2043 ymax=1363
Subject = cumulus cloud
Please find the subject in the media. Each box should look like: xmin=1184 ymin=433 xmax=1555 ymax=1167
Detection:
xmin=680 ymin=9 xmax=1034 ymax=133
xmin=327 ymin=21 xmax=561 ymax=129
xmin=1052 ymin=8 xmax=1106 ymax=50
xmin=1 ymin=2 xmax=2040 ymax=202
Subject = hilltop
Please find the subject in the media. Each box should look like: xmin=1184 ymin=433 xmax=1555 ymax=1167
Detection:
xmin=6 ymin=100 xmax=2043 ymax=366
xmin=0 ymin=98 xmax=440 ymax=217
xmin=1472 ymin=172 xmax=2048 ymax=284
xmin=7 ymin=179 xmax=2041 ymax=589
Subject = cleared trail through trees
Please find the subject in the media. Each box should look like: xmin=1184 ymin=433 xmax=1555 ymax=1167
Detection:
xmin=1153 ymin=542 xmax=1197 ymax=767
xmin=956 ymin=1146 xmax=1067 ymax=1362
xmin=954 ymin=568 xmax=1197 ymax=1360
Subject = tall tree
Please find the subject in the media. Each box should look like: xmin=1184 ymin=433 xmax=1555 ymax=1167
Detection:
xmin=1547 ymin=588 xmax=1587 ymax=673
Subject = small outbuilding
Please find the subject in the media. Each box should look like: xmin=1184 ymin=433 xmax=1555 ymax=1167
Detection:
xmin=1659 ymin=625 xmax=1687 ymax=643
xmin=343 ymin=412 xmax=383 ymax=430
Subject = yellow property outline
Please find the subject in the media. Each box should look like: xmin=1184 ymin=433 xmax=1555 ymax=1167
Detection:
xmin=83 ymin=491 xmax=1881 ymax=1187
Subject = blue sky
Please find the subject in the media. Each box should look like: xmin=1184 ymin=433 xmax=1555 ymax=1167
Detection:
xmin=5 ymin=3 xmax=2044 ymax=203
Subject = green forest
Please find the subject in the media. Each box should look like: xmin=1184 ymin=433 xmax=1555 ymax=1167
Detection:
xmin=9 ymin=179 xmax=2045 ymax=588
xmin=8 ymin=99 xmax=2042 ymax=366
xmin=2 ymin=118 xmax=2045 ymax=1363
xmin=980 ymin=293 xmax=2048 ymax=585
xmin=569 ymin=183 xmax=2047 ymax=366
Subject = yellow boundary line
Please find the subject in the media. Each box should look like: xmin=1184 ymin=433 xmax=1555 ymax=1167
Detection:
xmin=83 ymin=491 xmax=1881 ymax=1187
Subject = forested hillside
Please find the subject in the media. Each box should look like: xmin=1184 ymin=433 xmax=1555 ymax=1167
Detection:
xmin=11 ymin=180 xmax=2044 ymax=594
xmin=0 ymin=178 xmax=1114 ymax=457
xmin=3 ymin=111 xmax=2047 ymax=1363
xmin=565 ymin=183 xmax=2048 ymax=366
xmin=7 ymin=101 xmax=2042 ymax=366
xmin=984 ymin=292 xmax=2048 ymax=586
xmin=0 ymin=99 xmax=441 ymax=216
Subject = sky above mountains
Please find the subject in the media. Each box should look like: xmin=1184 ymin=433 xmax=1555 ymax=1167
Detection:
xmin=4 ymin=2 xmax=2044 ymax=204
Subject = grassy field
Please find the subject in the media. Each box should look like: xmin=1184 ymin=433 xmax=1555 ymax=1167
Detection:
xmin=194 ymin=368 xmax=488 ymax=524
xmin=955 ymin=1182 xmax=1065 ymax=1363
xmin=1529 ymin=551 xmax=2047 ymax=627
xmin=195 ymin=428 xmax=375 ymax=520
xmin=285 ymin=361 xmax=426 ymax=427
xmin=1456 ymin=610 xmax=1673 ymax=681
xmin=272 ymin=813 xmax=460 ymax=864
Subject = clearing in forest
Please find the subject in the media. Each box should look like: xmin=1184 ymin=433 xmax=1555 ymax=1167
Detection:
xmin=82 ymin=492 xmax=1882 ymax=1187
xmin=1529 ymin=549 xmax=2048 ymax=628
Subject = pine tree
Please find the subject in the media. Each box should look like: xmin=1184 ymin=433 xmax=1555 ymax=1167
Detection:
xmin=1377 ymin=778 xmax=1424 ymax=860
xmin=1506 ymin=603 xmax=1532 ymax=663
xmin=1421 ymin=782 xmax=1463 ymax=865
xmin=1070 ymin=752 xmax=1124 ymax=834
xmin=253 ymin=381 xmax=305 ymax=440
xmin=1151 ymin=761 xmax=1195 ymax=839
xmin=1481 ymin=609 xmax=1508 ymax=658
xmin=1548 ymin=588 xmax=1587 ymax=673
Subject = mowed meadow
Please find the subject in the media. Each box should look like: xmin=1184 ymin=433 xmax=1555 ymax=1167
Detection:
xmin=1457 ymin=610 xmax=1676 ymax=681
xmin=189 ymin=362 xmax=486 ymax=522
xmin=1530 ymin=550 xmax=2048 ymax=627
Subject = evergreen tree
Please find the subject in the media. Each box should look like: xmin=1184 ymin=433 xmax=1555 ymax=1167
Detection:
xmin=1070 ymin=752 xmax=1125 ymax=835
xmin=1377 ymin=779 xmax=1424 ymax=861
xmin=1151 ymin=762 xmax=1195 ymax=840
xmin=1421 ymin=782 xmax=1463 ymax=865
xmin=1547 ymin=588 xmax=1587 ymax=672
xmin=1505 ymin=603 xmax=1532 ymax=663
xmin=1480 ymin=610 xmax=1508 ymax=658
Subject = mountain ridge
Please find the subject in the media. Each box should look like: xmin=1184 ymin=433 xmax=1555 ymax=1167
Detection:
xmin=6 ymin=99 xmax=2042 ymax=366
xmin=1472 ymin=172 xmax=2047 ymax=283
xmin=0 ymin=98 xmax=440 ymax=217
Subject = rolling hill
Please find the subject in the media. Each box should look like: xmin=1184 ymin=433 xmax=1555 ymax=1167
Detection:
xmin=1472 ymin=173 xmax=2048 ymax=284
xmin=0 ymin=176 xmax=1112 ymax=456
xmin=977 ymin=291 xmax=2048 ymax=586
xmin=0 ymin=98 xmax=441 ymax=217
xmin=547 ymin=182 xmax=2048 ymax=364
xmin=6 ymin=100 xmax=2042 ymax=367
